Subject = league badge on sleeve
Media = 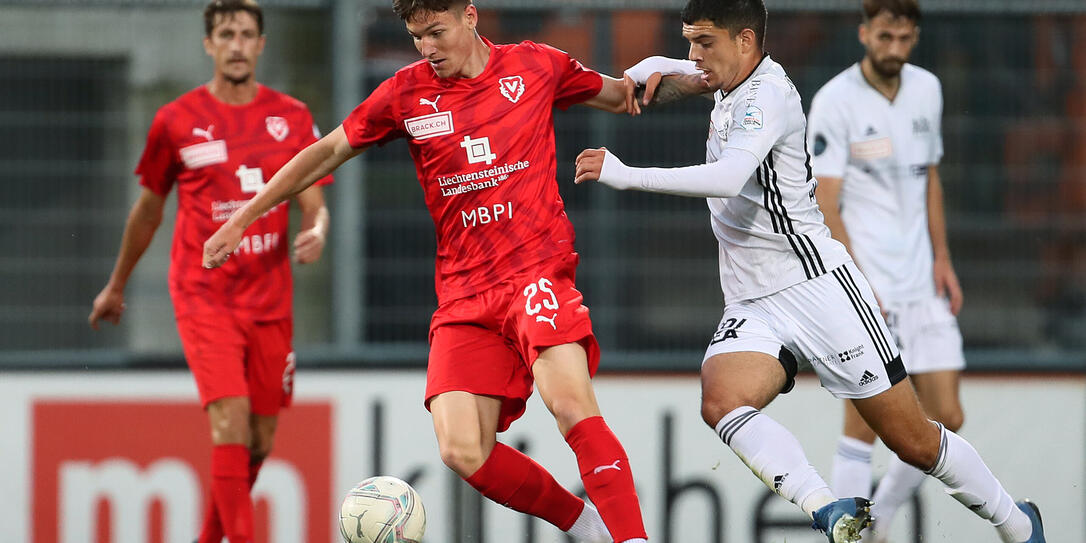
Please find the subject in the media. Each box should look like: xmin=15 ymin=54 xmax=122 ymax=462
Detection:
xmin=266 ymin=116 xmax=290 ymax=142
xmin=741 ymin=106 xmax=763 ymax=131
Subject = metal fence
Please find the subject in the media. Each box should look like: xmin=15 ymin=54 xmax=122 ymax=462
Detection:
xmin=1 ymin=0 xmax=1083 ymax=371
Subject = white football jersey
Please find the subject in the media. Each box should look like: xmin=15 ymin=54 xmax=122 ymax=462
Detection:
xmin=807 ymin=63 xmax=943 ymax=303
xmin=706 ymin=55 xmax=851 ymax=303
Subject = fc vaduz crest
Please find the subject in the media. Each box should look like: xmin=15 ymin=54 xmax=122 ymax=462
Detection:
xmin=266 ymin=116 xmax=290 ymax=142
xmin=499 ymin=76 xmax=525 ymax=103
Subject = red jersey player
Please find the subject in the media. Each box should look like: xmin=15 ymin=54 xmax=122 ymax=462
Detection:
xmin=204 ymin=1 xmax=649 ymax=541
xmin=88 ymin=2 xmax=331 ymax=542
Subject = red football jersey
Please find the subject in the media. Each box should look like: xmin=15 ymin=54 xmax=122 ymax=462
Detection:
xmin=136 ymin=84 xmax=332 ymax=320
xmin=342 ymin=38 xmax=603 ymax=304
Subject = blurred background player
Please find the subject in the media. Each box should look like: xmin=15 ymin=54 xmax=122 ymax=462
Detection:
xmin=202 ymin=0 xmax=651 ymax=541
xmin=87 ymin=1 xmax=332 ymax=542
xmin=575 ymin=0 xmax=1045 ymax=541
xmin=807 ymin=0 xmax=966 ymax=539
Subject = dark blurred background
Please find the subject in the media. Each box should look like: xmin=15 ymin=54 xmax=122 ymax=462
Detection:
xmin=1 ymin=0 xmax=1082 ymax=372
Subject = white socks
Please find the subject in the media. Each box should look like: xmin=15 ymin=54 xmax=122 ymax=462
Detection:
xmin=831 ymin=436 xmax=874 ymax=498
xmin=715 ymin=406 xmax=836 ymax=518
xmin=925 ymin=423 xmax=1033 ymax=543
xmin=566 ymin=502 xmax=611 ymax=543
xmin=869 ymin=453 xmax=927 ymax=534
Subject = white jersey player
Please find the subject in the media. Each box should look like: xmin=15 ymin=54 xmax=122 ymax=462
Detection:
xmin=807 ymin=1 xmax=967 ymax=539
xmin=575 ymin=1 xmax=1045 ymax=542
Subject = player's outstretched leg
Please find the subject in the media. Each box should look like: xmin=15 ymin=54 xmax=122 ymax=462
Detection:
xmin=431 ymin=391 xmax=611 ymax=543
xmin=854 ymin=380 xmax=1044 ymax=543
xmin=702 ymin=354 xmax=838 ymax=522
xmin=869 ymin=369 xmax=966 ymax=537
xmin=534 ymin=344 xmax=648 ymax=543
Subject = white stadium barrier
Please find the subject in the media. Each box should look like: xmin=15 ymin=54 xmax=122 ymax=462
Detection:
xmin=1 ymin=371 xmax=1081 ymax=542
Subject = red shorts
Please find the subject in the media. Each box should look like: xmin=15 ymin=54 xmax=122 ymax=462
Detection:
xmin=176 ymin=312 xmax=295 ymax=415
xmin=425 ymin=252 xmax=600 ymax=432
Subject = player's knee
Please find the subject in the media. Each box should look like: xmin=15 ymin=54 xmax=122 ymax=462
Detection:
xmin=700 ymin=396 xmax=744 ymax=429
xmin=933 ymin=407 xmax=964 ymax=432
xmin=437 ymin=439 xmax=488 ymax=478
xmin=547 ymin=394 xmax=594 ymax=431
xmin=884 ymin=425 xmax=940 ymax=470
xmin=209 ymin=405 xmax=251 ymax=445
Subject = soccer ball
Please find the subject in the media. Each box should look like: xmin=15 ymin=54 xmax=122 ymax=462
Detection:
xmin=340 ymin=475 xmax=427 ymax=543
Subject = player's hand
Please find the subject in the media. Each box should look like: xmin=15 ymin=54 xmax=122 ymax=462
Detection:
xmin=574 ymin=148 xmax=607 ymax=184
xmin=933 ymin=257 xmax=963 ymax=315
xmin=623 ymin=72 xmax=663 ymax=116
xmin=203 ymin=224 xmax=243 ymax=269
xmin=88 ymin=285 xmax=126 ymax=330
xmin=293 ymin=227 xmax=326 ymax=264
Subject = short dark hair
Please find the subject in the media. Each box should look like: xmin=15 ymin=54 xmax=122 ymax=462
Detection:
xmin=862 ymin=0 xmax=921 ymax=23
xmin=681 ymin=0 xmax=768 ymax=49
xmin=392 ymin=0 xmax=471 ymax=22
xmin=204 ymin=0 xmax=263 ymax=36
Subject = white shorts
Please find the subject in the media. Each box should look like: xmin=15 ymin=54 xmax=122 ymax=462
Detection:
xmin=882 ymin=296 xmax=965 ymax=374
xmin=704 ymin=262 xmax=905 ymax=399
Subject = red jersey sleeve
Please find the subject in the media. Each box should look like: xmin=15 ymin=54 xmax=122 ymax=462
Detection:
xmin=342 ymin=77 xmax=405 ymax=149
xmin=135 ymin=109 xmax=180 ymax=196
xmin=300 ymin=107 xmax=334 ymax=187
xmin=534 ymin=42 xmax=604 ymax=110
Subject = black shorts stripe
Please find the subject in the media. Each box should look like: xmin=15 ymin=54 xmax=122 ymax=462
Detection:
xmin=840 ymin=265 xmax=897 ymax=360
xmin=832 ymin=268 xmax=893 ymax=365
xmin=885 ymin=354 xmax=907 ymax=385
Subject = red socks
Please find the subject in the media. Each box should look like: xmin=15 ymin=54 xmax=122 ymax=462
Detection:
xmin=199 ymin=453 xmax=263 ymax=543
xmin=465 ymin=442 xmax=585 ymax=530
xmin=209 ymin=444 xmax=253 ymax=543
xmin=197 ymin=493 xmax=223 ymax=543
xmin=565 ymin=416 xmax=647 ymax=542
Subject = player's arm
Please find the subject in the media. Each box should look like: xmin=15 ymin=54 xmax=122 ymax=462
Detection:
xmin=203 ymin=125 xmax=364 ymax=268
xmin=89 ymin=187 xmax=166 ymax=329
xmin=575 ymin=77 xmax=784 ymax=196
xmin=581 ymin=74 xmax=633 ymax=114
xmin=622 ymin=56 xmax=713 ymax=114
xmin=574 ymin=146 xmax=759 ymax=198
xmin=292 ymin=184 xmax=329 ymax=264
xmin=927 ymin=164 xmax=963 ymax=314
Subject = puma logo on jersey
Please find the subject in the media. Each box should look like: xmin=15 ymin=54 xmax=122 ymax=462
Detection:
xmin=192 ymin=125 xmax=215 ymax=141
xmin=592 ymin=460 xmax=621 ymax=475
xmin=536 ymin=313 xmax=557 ymax=330
xmin=419 ymin=95 xmax=441 ymax=113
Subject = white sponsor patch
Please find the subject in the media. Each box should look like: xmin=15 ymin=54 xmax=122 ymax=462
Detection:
xmin=179 ymin=140 xmax=227 ymax=169
xmin=850 ymin=137 xmax=893 ymax=159
xmin=740 ymin=106 xmax=763 ymax=130
xmin=404 ymin=111 xmax=454 ymax=140
xmin=236 ymin=165 xmax=264 ymax=193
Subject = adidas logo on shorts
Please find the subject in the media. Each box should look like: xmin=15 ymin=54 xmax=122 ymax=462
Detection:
xmin=858 ymin=370 xmax=879 ymax=387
